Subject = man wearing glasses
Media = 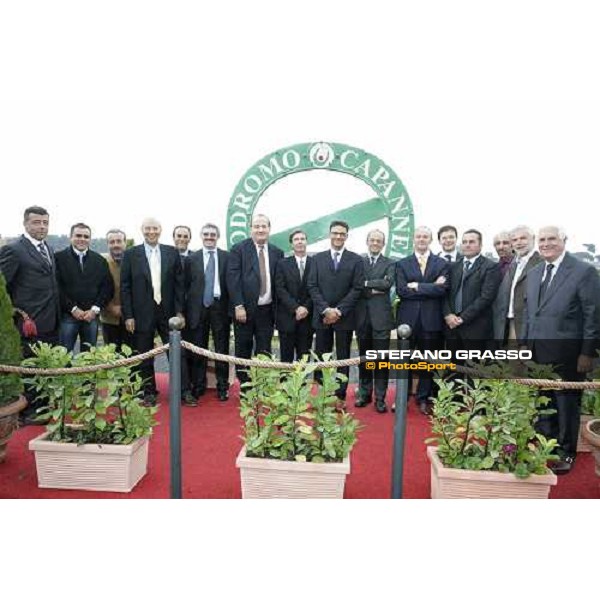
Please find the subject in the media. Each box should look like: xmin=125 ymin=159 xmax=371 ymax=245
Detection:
xmin=182 ymin=223 xmax=231 ymax=404
xmin=308 ymin=220 xmax=364 ymax=404
xmin=55 ymin=222 xmax=114 ymax=352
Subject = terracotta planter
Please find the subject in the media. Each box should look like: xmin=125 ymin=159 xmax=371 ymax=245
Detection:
xmin=29 ymin=432 xmax=149 ymax=492
xmin=427 ymin=446 xmax=557 ymax=499
xmin=236 ymin=446 xmax=350 ymax=499
xmin=0 ymin=396 xmax=27 ymax=463
xmin=581 ymin=419 xmax=600 ymax=476
xmin=577 ymin=414 xmax=594 ymax=453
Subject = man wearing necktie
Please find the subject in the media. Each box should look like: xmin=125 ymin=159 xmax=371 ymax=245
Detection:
xmin=492 ymin=226 xmax=542 ymax=346
xmin=443 ymin=229 xmax=502 ymax=354
xmin=307 ymin=220 xmax=364 ymax=405
xmin=396 ymin=226 xmax=450 ymax=414
xmin=54 ymin=223 xmax=114 ymax=352
xmin=226 ymin=214 xmax=284 ymax=385
xmin=355 ymin=229 xmax=395 ymax=413
xmin=182 ymin=223 xmax=231 ymax=404
xmin=275 ymin=229 xmax=314 ymax=363
xmin=521 ymin=226 xmax=600 ymax=474
xmin=173 ymin=225 xmax=193 ymax=264
xmin=121 ymin=218 xmax=184 ymax=406
xmin=437 ymin=225 xmax=461 ymax=263
xmin=0 ymin=206 xmax=61 ymax=424
xmin=493 ymin=231 xmax=515 ymax=278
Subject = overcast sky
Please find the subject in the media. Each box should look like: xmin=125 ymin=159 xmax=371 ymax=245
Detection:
xmin=1 ymin=1 xmax=598 ymax=257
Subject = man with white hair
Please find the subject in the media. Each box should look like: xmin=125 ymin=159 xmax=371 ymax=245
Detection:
xmin=121 ymin=217 xmax=184 ymax=406
xmin=493 ymin=226 xmax=542 ymax=345
xmin=521 ymin=226 xmax=600 ymax=474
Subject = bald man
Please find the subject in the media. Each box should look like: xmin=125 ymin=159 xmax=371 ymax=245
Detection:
xmin=121 ymin=218 xmax=184 ymax=405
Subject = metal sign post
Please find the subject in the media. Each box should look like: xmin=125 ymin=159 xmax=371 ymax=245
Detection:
xmin=391 ymin=324 xmax=412 ymax=499
xmin=168 ymin=316 xmax=184 ymax=499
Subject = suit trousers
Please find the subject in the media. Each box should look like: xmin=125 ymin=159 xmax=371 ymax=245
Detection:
xmin=408 ymin=326 xmax=443 ymax=403
xmin=133 ymin=302 xmax=169 ymax=396
xmin=357 ymin=328 xmax=390 ymax=401
xmin=234 ymin=304 xmax=274 ymax=384
xmin=315 ymin=328 xmax=353 ymax=399
xmin=279 ymin=318 xmax=313 ymax=363
xmin=21 ymin=330 xmax=58 ymax=419
xmin=101 ymin=322 xmax=134 ymax=353
xmin=183 ymin=305 xmax=231 ymax=394
xmin=536 ymin=390 xmax=582 ymax=457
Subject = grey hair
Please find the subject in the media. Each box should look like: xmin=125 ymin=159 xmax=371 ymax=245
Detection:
xmin=509 ymin=225 xmax=535 ymax=239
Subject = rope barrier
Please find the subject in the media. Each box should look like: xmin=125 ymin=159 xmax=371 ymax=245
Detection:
xmin=0 ymin=340 xmax=599 ymax=390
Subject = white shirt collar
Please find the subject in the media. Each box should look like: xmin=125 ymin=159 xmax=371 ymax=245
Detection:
xmin=546 ymin=250 xmax=566 ymax=269
xmin=24 ymin=232 xmax=46 ymax=248
xmin=331 ymin=247 xmax=345 ymax=258
xmin=71 ymin=246 xmax=87 ymax=257
xmin=415 ymin=250 xmax=430 ymax=260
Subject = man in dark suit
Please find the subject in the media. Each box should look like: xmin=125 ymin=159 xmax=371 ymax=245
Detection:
xmin=493 ymin=226 xmax=542 ymax=346
xmin=521 ymin=226 xmax=600 ymax=474
xmin=55 ymin=223 xmax=114 ymax=352
xmin=396 ymin=226 xmax=450 ymax=414
xmin=226 ymin=214 xmax=284 ymax=384
xmin=444 ymin=229 xmax=502 ymax=352
xmin=121 ymin=217 xmax=184 ymax=405
xmin=173 ymin=225 xmax=193 ymax=263
xmin=355 ymin=229 xmax=394 ymax=413
xmin=307 ymin=220 xmax=364 ymax=403
xmin=275 ymin=229 xmax=313 ymax=363
xmin=182 ymin=223 xmax=231 ymax=404
xmin=0 ymin=205 xmax=60 ymax=423
xmin=437 ymin=225 xmax=461 ymax=262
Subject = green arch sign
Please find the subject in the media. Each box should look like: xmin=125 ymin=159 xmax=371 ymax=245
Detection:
xmin=226 ymin=142 xmax=414 ymax=259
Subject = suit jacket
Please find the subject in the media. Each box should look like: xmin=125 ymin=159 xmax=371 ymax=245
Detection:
xmin=55 ymin=247 xmax=114 ymax=314
xmin=0 ymin=235 xmax=60 ymax=335
xmin=275 ymin=255 xmax=313 ymax=333
xmin=521 ymin=253 xmax=600 ymax=371
xmin=226 ymin=238 xmax=284 ymax=316
xmin=307 ymin=248 xmax=364 ymax=330
xmin=396 ymin=253 xmax=450 ymax=333
xmin=184 ymin=248 xmax=230 ymax=330
xmin=355 ymin=254 xmax=395 ymax=335
xmin=444 ymin=255 xmax=502 ymax=339
xmin=120 ymin=243 xmax=184 ymax=332
xmin=493 ymin=251 xmax=542 ymax=340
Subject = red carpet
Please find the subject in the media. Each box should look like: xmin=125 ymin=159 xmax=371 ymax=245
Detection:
xmin=1 ymin=373 xmax=598 ymax=498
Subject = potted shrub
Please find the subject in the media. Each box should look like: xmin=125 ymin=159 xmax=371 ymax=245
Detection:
xmin=582 ymin=418 xmax=600 ymax=476
xmin=0 ymin=272 xmax=27 ymax=463
xmin=426 ymin=370 xmax=559 ymax=499
xmin=236 ymin=355 xmax=361 ymax=498
xmin=577 ymin=360 xmax=600 ymax=452
xmin=24 ymin=342 xmax=157 ymax=492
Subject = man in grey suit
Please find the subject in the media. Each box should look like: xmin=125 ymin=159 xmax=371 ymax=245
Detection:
xmin=0 ymin=206 xmax=60 ymax=423
xmin=521 ymin=226 xmax=600 ymax=474
xmin=493 ymin=226 xmax=542 ymax=346
xmin=355 ymin=229 xmax=394 ymax=413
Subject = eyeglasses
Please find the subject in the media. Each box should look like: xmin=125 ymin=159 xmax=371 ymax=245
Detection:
xmin=202 ymin=233 xmax=218 ymax=238
xmin=73 ymin=234 xmax=90 ymax=239
xmin=330 ymin=231 xmax=348 ymax=237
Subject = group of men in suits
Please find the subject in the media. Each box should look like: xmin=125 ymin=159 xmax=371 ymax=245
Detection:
xmin=2 ymin=208 xmax=599 ymax=475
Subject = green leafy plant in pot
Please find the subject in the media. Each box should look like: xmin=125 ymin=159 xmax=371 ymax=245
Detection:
xmin=0 ymin=272 xmax=26 ymax=462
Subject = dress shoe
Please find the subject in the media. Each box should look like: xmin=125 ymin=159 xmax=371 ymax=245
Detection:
xmin=375 ymin=399 xmax=387 ymax=413
xmin=193 ymin=387 xmax=206 ymax=398
xmin=549 ymin=455 xmax=575 ymax=475
xmin=182 ymin=391 xmax=198 ymax=407
xmin=217 ymin=390 xmax=229 ymax=401
xmin=142 ymin=394 xmax=157 ymax=407
xmin=418 ymin=401 xmax=432 ymax=416
xmin=18 ymin=413 xmax=49 ymax=427
xmin=354 ymin=396 xmax=372 ymax=408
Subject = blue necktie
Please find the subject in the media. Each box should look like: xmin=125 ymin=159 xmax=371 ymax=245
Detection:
xmin=333 ymin=252 xmax=340 ymax=271
xmin=203 ymin=251 xmax=215 ymax=307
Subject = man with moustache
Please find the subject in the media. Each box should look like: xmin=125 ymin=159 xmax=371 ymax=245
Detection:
xmin=493 ymin=231 xmax=515 ymax=278
xmin=521 ymin=226 xmax=600 ymax=474
xmin=437 ymin=225 xmax=461 ymax=262
xmin=0 ymin=206 xmax=60 ymax=424
xmin=396 ymin=226 xmax=450 ymax=414
xmin=121 ymin=217 xmax=184 ymax=406
xmin=275 ymin=229 xmax=314 ymax=363
xmin=182 ymin=223 xmax=231 ymax=404
xmin=100 ymin=229 xmax=132 ymax=351
xmin=444 ymin=229 xmax=502 ymax=352
xmin=55 ymin=222 xmax=114 ymax=352
xmin=493 ymin=226 xmax=542 ymax=346
xmin=226 ymin=214 xmax=284 ymax=384
xmin=308 ymin=220 xmax=364 ymax=404
xmin=354 ymin=229 xmax=394 ymax=413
